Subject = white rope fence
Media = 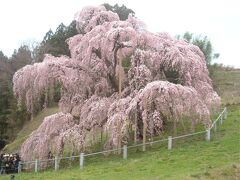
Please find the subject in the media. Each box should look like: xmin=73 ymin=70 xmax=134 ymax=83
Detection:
xmin=17 ymin=107 xmax=228 ymax=172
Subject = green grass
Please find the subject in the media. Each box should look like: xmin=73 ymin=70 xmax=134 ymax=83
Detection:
xmin=1 ymin=68 xmax=239 ymax=179
xmin=1 ymin=105 xmax=239 ymax=180
xmin=3 ymin=107 xmax=59 ymax=153
xmin=212 ymin=69 xmax=240 ymax=105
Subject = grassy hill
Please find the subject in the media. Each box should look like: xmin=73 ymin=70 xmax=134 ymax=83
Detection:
xmin=1 ymin=105 xmax=239 ymax=180
xmin=212 ymin=68 xmax=240 ymax=105
xmin=1 ymin=68 xmax=240 ymax=179
xmin=3 ymin=107 xmax=59 ymax=153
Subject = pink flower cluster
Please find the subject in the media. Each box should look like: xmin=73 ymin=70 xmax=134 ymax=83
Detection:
xmin=13 ymin=5 xmax=220 ymax=162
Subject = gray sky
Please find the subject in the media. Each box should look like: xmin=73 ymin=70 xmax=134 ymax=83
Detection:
xmin=0 ymin=0 xmax=239 ymax=68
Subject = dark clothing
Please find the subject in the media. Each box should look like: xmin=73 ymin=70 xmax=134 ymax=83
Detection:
xmin=0 ymin=154 xmax=21 ymax=175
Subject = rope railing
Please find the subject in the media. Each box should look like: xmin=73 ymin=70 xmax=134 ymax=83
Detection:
xmin=172 ymin=130 xmax=207 ymax=140
xmin=84 ymin=148 xmax=121 ymax=157
xmin=210 ymin=107 xmax=227 ymax=129
xmin=127 ymin=138 xmax=168 ymax=149
xmin=12 ymin=107 xmax=227 ymax=173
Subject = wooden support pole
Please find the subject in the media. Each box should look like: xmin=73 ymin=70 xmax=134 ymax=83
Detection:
xmin=168 ymin=136 xmax=172 ymax=150
xmin=143 ymin=120 xmax=146 ymax=151
xmin=224 ymin=108 xmax=227 ymax=119
xmin=118 ymin=138 xmax=122 ymax=154
xmin=118 ymin=57 xmax=122 ymax=155
xmin=134 ymin=111 xmax=137 ymax=145
xmin=101 ymin=128 xmax=103 ymax=143
xmin=214 ymin=122 xmax=217 ymax=132
xmin=206 ymin=129 xmax=211 ymax=141
xmin=123 ymin=145 xmax=127 ymax=159
xmin=35 ymin=159 xmax=38 ymax=173
xmin=54 ymin=156 xmax=59 ymax=171
xmin=80 ymin=153 xmax=84 ymax=169
xmin=118 ymin=58 xmax=122 ymax=98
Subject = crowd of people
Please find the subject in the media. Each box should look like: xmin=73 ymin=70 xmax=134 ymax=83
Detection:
xmin=0 ymin=153 xmax=21 ymax=175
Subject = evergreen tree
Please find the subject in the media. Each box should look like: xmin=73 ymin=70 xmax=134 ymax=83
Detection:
xmin=34 ymin=21 xmax=78 ymax=62
xmin=177 ymin=32 xmax=219 ymax=66
xmin=103 ymin=3 xmax=135 ymax=20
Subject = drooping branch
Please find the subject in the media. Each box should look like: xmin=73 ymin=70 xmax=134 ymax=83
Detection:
xmin=13 ymin=5 xmax=220 ymax=162
xmin=112 ymin=32 xmax=132 ymax=78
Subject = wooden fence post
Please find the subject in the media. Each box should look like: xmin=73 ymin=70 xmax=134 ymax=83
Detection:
xmin=35 ymin=159 xmax=38 ymax=173
xmin=134 ymin=114 xmax=137 ymax=145
xmin=168 ymin=136 xmax=172 ymax=150
xmin=214 ymin=122 xmax=217 ymax=132
xmin=143 ymin=120 xmax=146 ymax=151
xmin=206 ymin=129 xmax=211 ymax=141
xmin=80 ymin=153 xmax=84 ymax=169
xmin=101 ymin=128 xmax=103 ymax=143
xmin=224 ymin=108 xmax=227 ymax=119
xmin=54 ymin=156 xmax=59 ymax=171
xmin=123 ymin=145 xmax=127 ymax=159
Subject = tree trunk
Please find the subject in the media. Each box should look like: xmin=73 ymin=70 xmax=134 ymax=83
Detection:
xmin=180 ymin=118 xmax=186 ymax=133
xmin=44 ymin=88 xmax=48 ymax=109
xmin=118 ymin=58 xmax=122 ymax=98
xmin=134 ymin=110 xmax=137 ymax=144
xmin=142 ymin=119 xmax=146 ymax=151
xmin=191 ymin=120 xmax=196 ymax=133
xmin=173 ymin=119 xmax=177 ymax=136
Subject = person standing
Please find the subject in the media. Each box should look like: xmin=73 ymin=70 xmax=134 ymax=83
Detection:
xmin=0 ymin=154 xmax=3 ymax=174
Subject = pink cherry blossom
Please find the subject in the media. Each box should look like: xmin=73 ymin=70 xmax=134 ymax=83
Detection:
xmin=13 ymin=5 xmax=220 ymax=162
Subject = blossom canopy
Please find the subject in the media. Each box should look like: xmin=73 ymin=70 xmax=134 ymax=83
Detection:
xmin=13 ymin=5 xmax=220 ymax=161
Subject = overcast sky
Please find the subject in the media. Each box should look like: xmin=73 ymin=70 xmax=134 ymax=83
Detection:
xmin=0 ymin=0 xmax=239 ymax=68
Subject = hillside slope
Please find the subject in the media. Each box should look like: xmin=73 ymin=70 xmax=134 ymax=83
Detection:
xmin=212 ymin=69 xmax=240 ymax=105
xmin=2 ymin=69 xmax=239 ymax=179
xmin=3 ymin=107 xmax=59 ymax=153
xmin=1 ymin=105 xmax=239 ymax=180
